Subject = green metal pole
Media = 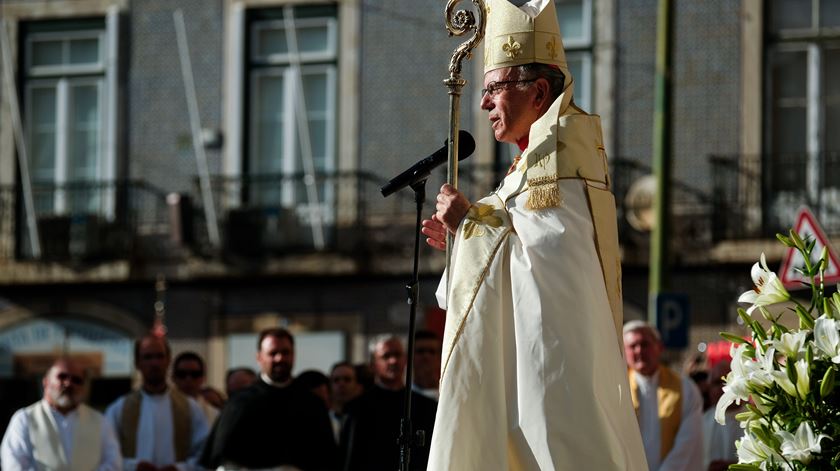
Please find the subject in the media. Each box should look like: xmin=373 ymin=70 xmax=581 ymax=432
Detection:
xmin=648 ymin=0 xmax=673 ymax=328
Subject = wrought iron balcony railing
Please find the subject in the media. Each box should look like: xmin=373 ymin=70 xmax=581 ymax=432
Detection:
xmin=0 ymin=180 xmax=170 ymax=261
xmin=187 ymin=168 xmax=503 ymax=258
xmin=710 ymin=153 xmax=840 ymax=240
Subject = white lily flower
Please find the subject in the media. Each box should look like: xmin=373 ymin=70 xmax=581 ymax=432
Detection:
xmin=717 ymin=345 xmax=777 ymax=424
xmin=772 ymin=331 xmax=808 ymax=359
xmin=770 ymin=360 xmax=810 ymax=400
xmin=814 ymin=315 xmax=840 ymax=363
xmin=737 ymin=432 xmax=781 ymax=465
xmin=754 ymin=347 xmax=777 ymax=389
xmin=795 ymin=359 xmax=810 ymax=399
xmin=738 ymin=253 xmax=791 ymax=315
xmin=771 ymin=370 xmax=798 ymax=398
xmin=776 ymin=421 xmax=828 ymax=464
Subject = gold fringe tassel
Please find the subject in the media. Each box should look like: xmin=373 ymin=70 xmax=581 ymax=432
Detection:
xmin=525 ymin=176 xmax=562 ymax=210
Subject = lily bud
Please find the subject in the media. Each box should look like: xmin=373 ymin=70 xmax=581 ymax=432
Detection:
xmin=821 ymin=367 xmax=835 ymax=399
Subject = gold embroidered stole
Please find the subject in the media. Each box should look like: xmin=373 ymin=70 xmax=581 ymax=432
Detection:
xmin=506 ymin=88 xmax=623 ymax=346
xmin=440 ymin=192 xmax=512 ymax=378
xmin=440 ymin=88 xmax=623 ymax=376
xmin=27 ymin=401 xmax=102 ymax=471
xmin=628 ymin=367 xmax=683 ymax=460
xmin=119 ymin=389 xmax=192 ymax=461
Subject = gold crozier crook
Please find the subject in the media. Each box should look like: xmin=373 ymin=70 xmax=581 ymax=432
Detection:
xmin=444 ymin=0 xmax=486 ymax=283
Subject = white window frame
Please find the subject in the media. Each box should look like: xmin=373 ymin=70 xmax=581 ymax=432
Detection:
xmin=250 ymin=17 xmax=337 ymax=65
xmin=765 ymin=2 xmax=840 ymax=223
xmin=558 ymin=0 xmax=592 ymax=49
xmin=25 ymin=77 xmax=104 ymax=214
xmin=248 ymin=64 xmax=336 ymax=219
xmin=557 ymin=0 xmax=593 ymax=110
xmin=246 ymin=12 xmax=338 ymax=226
xmin=25 ymin=30 xmax=106 ymax=77
xmin=567 ymin=50 xmax=592 ymax=112
xmin=21 ymin=17 xmax=118 ymax=219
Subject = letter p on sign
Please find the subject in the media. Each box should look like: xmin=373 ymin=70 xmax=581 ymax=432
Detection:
xmin=656 ymin=293 xmax=690 ymax=349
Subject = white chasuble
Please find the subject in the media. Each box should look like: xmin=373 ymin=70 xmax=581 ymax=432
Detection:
xmin=428 ymin=87 xmax=647 ymax=471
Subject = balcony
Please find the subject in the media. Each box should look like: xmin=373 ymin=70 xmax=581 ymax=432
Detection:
xmin=15 ymin=155 xmax=825 ymax=273
xmin=0 ymin=180 xmax=170 ymax=263
xmin=186 ymin=169 xmax=502 ymax=265
xmin=611 ymin=158 xmax=713 ymax=263
xmin=710 ymin=153 xmax=840 ymax=241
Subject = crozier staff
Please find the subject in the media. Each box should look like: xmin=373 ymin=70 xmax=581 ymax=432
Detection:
xmin=421 ymin=0 xmax=648 ymax=469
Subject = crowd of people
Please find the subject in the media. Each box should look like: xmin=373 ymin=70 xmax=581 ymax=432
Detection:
xmin=0 ymin=327 xmax=444 ymax=471
xmin=0 ymin=321 xmax=741 ymax=471
xmin=623 ymin=321 xmax=742 ymax=471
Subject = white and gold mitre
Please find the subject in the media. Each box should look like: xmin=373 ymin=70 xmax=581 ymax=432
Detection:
xmin=483 ymin=0 xmax=568 ymax=76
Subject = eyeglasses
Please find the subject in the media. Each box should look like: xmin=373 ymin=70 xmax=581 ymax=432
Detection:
xmin=480 ymin=79 xmax=537 ymax=98
xmin=174 ymin=369 xmax=204 ymax=379
xmin=57 ymin=372 xmax=84 ymax=385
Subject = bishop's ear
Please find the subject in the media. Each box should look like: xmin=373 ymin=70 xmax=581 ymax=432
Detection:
xmin=532 ymin=78 xmax=551 ymax=108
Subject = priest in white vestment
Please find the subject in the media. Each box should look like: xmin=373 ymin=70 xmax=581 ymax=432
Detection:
xmin=624 ymin=321 xmax=704 ymax=471
xmin=420 ymin=0 xmax=647 ymax=469
xmin=0 ymin=358 xmax=122 ymax=471
xmin=105 ymin=335 xmax=208 ymax=471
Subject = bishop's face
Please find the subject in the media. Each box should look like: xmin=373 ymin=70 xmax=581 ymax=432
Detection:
xmin=480 ymin=67 xmax=543 ymax=144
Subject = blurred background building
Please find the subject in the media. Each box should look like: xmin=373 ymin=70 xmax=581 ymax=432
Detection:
xmin=0 ymin=0 xmax=837 ymax=433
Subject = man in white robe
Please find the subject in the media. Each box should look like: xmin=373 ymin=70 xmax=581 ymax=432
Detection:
xmin=624 ymin=321 xmax=703 ymax=471
xmin=0 ymin=358 xmax=122 ymax=471
xmin=105 ymin=335 xmax=208 ymax=471
xmin=420 ymin=0 xmax=647 ymax=469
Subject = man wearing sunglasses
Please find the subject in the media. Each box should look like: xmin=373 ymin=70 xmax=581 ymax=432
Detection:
xmin=0 ymin=358 xmax=122 ymax=471
xmin=171 ymin=352 xmax=219 ymax=423
xmin=421 ymin=0 xmax=647 ymax=469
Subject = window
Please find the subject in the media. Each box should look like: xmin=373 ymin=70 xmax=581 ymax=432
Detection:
xmin=765 ymin=1 xmax=840 ymax=226
xmin=22 ymin=19 xmax=115 ymax=217
xmin=558 ymin=0 xmax=592 ymax=111
xmin=246 ymin=6 xmax=337 ymax=231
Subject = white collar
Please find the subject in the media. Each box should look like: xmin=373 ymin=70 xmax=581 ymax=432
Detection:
xmin=260 ymin=373 xmax=292 ymax=388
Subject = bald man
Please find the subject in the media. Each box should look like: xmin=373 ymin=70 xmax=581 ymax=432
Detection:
xmin=0 ymin=358 xmax=122 ymax=471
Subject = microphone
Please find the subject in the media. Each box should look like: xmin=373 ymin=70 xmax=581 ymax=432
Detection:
xmin=380 ymin=130 xmax=475 ymax=197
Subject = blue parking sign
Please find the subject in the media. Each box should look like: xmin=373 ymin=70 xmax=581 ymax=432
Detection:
xmin=656 ymin=293 xmax=690 ymax=349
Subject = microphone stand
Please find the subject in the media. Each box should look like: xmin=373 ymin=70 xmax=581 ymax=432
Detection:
xmin=397 ymin=178 xmax=428 ymax=471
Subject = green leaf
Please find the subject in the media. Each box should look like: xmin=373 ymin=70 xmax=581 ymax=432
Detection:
xmin=752 ymin=425 xmax=781 ymax=451
xmin=727 ymin=465 xmax=762 ymax=471
xmin=721 ymin=332 xmax=748 ymax=345
xmin=821 ymin=246 xmax=830 ymax=271
xmin=787 ymin=358 xmax=798 ymax=385
xmin=796 ymin=305 xmax=815 ymax=330
xmin=821 ymin=367 xmax=836 ymax=398
xmin=807 ymin=344 xmax=814 ymax=366
xmin=776 ymin=233 xmax=795 ymax=247
xmin=735 ymin=410 xmax=755 ymax=422
xmin=790 ymin=229 xmax=806 ymax=251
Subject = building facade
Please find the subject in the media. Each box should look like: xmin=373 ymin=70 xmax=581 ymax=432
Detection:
xmin=0 ymin=0 xmax=837 ymax=431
